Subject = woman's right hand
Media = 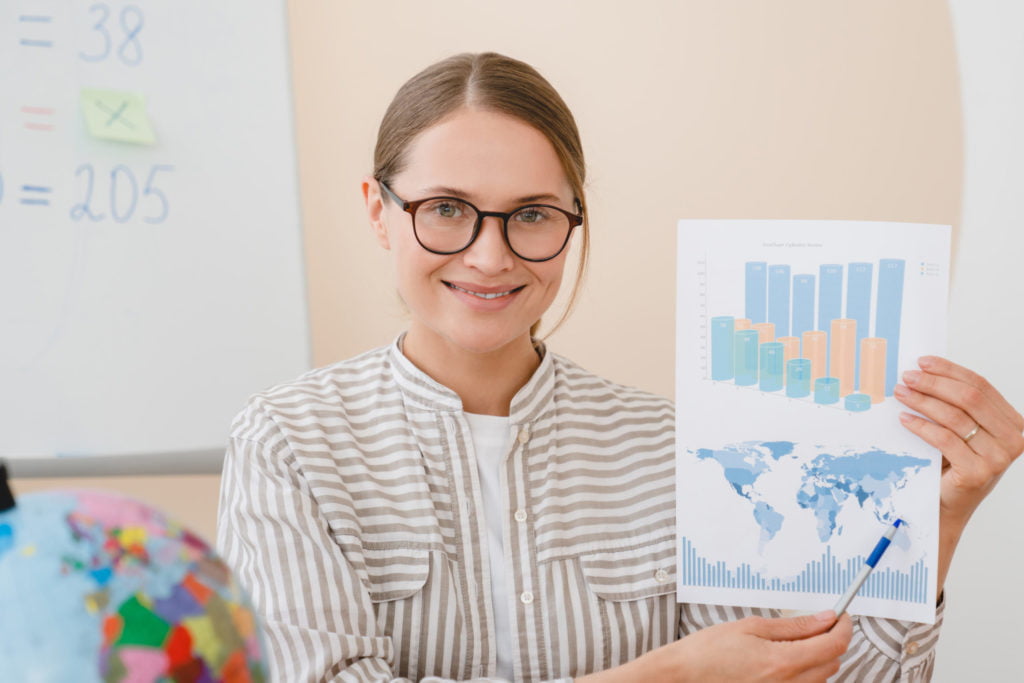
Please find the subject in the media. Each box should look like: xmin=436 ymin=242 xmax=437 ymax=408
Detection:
xmin=578 ymin=610 xmax=852 ymax=683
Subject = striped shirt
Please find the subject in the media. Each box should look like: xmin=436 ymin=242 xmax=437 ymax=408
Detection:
xmin=217 ymin=338 xmax=942 ymax=682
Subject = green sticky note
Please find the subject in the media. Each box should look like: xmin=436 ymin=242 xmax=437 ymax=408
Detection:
xmin=80 ymin=88 xmax=156 ymax=145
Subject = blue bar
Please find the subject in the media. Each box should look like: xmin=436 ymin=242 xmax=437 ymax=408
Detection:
xmin=768 ymin=265 xmax=791 ymax=336
xmin=818 ymin=265 xmax=843 ymax=371
xmin=845 ymin=393 xmax=871 ymax=412
xmin=792 ymin=274 xmax=815 ymax=343
xmin=786 ymin=359 xmax=811 ymax=397
xmin=814 ymin=377 xmax=840 ymax=404
xmin=846 ymin=262 xmax=873 ymax=388
xmin=759 ymin=342 xmax=785 ymax=392
xmin=745 ymin=262 xmax=767 ymax=323
xmin=876 ymin=259 xmax=905 ymax=395
xmin=734 ymin=330 xmax=760 ymax=386
xmin=711 ymin=316 xmax=735 ymax=380
xmin=770 ymin=264 xmax=790 ymax=335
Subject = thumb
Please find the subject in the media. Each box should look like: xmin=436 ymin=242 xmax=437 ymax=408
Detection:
xmin=746 ymin=610 xmax=838 ymax=642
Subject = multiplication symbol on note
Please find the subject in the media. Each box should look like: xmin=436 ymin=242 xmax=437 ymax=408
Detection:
xmin=18 ymin=13 xmax=54 ymax=48
xmin=79 ymin=88 xmax=156 ymax=145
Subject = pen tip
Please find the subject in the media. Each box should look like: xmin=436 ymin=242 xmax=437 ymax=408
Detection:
xmin=894 ymin=519 xmax=903 ymax=528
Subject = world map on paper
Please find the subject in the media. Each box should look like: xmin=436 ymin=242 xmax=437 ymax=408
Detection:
xmin=694 ymin=441 xmax=932 ymax=546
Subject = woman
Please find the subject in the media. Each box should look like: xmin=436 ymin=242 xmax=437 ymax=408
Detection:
xmin=217 ymin=52 xmax=1023 ymax=682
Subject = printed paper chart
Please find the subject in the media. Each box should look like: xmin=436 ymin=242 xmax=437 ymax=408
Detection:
xmin=675 ymin=220 xmax=950 ymax=623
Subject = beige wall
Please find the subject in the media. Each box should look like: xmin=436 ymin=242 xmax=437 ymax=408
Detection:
xmin=13 ymin=0 xmax=970 ymax=675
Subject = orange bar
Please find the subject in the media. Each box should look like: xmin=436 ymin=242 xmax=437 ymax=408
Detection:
xmin=777 ymin=336 xmax=800 ymax=363
xmin=752 ymin=322 xmax=775 ymax=343
xmin=860 ymin=337 xmax=887 ymax=403
xmin=830 ymin=319 xmax=857 ymax=396
xmin=802 ymin=330 xmax=827 ymax=382
xmin=734 ymin=318 xmax=752 ymax=331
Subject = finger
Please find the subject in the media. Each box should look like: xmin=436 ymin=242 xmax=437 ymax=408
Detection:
xmin=918 ymin=356 xmax=1024 ymax=432
xmin=902 ymin=369 xmax=1023 ymax=448
xmin=894 ymin=383 xmax=998 ymax=455
xmin=898 ymin=412 xmax=1001 ymax=485
xmin=770 ymin=614 xmax=852 ymax=676
xmin=745 ymin=610 xmax=836 ymax=641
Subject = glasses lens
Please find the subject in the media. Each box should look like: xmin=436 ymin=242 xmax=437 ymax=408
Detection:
xmin=507 ymin=206 xmax=572 ymax=260
xmin=413 ymin=198 xmax=477 ymax=253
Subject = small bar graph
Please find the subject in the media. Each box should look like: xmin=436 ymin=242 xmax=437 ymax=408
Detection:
xmin=679 ymin=537 xmax=928 ymax=604
xmin=708 ymin=258 xmax=906 ymax=412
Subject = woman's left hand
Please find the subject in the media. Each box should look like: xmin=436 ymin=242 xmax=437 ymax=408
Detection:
xmin=896 ymin=356 xmax=1023 ymax=522
xmin=894 ymin=355 xmax=1024 ymax=590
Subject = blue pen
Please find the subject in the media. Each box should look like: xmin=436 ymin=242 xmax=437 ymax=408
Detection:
xmin=833 ymin=519 xmax=903 ymax=617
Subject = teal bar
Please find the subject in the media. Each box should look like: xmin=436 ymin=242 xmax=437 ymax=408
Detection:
xmin=845 ymin=393 xmax=872 ymax=412
xmin=786 ymin=358 xmax=811 ymax=397
xmin=814 ymin=377 xmax=840 ymax=404
xmin=711 ymin=316 xmax=735 ymax=380
xmin=759 ymin=342 xmax=785 ymax=392
xmin=734 ymin=330 xmax=760 ymax=386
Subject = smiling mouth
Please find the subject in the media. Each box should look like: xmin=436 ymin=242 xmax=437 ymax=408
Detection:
xmin=444 ymin=282 xmax=526 ymax=299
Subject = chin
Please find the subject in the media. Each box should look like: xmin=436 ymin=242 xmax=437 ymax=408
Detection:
xmin=444 ymin=327 xmax=531 ymax=356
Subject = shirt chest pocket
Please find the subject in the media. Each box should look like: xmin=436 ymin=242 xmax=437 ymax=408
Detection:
xmin=578 ymin=536 xmax=677 ymax=601
xmin=359 ymin=547 xmax=432 ymax=602
xmin=572 ymin=537 xmax=678 ymax=669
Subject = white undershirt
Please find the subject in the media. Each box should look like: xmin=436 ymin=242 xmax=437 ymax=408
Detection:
xmin=464 ymin=412 xmax=514 ymax=682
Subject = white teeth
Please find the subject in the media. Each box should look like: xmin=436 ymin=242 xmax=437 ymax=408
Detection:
xmin=448 ymin=283 xmax=519 ymax=299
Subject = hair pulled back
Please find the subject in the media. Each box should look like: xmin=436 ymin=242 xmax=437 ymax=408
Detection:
xmin=373 ymin=52 xmax=589 ymax=337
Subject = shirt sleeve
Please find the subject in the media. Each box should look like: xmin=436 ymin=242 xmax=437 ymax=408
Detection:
xmin=678 ymin=600 xmax=944 ymax=681
xmin=217 ymin=428 xmax=404 ymax=682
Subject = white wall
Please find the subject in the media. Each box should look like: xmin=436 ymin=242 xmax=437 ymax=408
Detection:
xmin=937 ymin=4 xmax=1024 ymax=680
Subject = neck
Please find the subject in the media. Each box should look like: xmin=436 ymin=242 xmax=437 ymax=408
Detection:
xmin=401 ymin=327 xmax=540 ymax=416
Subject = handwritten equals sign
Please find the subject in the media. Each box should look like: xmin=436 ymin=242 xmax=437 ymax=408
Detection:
xmin=22 ymin=106 xmax=56 ymax=132
xmin=20 ymin=185 xmax=53 ymax=206
xmin=19 ymin=14 xmax=54 ymax=48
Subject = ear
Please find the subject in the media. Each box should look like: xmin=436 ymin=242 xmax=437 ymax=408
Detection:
xmin=362 ymin=175 xmax=391 ymax=250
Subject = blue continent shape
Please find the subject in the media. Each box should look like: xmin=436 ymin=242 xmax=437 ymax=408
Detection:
xmin=798 ymin=449 xmax=931 ymax=541
xmin=696 ymin=441 xmax=796 ymax=543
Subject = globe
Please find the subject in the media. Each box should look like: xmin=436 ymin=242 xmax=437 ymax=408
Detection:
xmin=0 ymin=489 xmax=267 ymax=682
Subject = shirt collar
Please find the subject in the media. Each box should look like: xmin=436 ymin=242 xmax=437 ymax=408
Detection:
xmin=388 ymin=333 xmax=556 ymax=424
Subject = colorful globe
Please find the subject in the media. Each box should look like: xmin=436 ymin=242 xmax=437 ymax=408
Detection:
xmin=0 ymin=489 xmax=266 ymax=682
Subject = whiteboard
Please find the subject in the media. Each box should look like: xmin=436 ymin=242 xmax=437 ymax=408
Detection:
xmin=0 ymin=1 xmax=309 ymax=471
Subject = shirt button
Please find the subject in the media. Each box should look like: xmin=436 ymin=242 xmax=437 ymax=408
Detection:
xmin=520 ymin=591 xmax=534 ymax=604
xmin=654 ymin=569 xmax=669 ymax=583
xmin=514 ymin=509 xmax=528 ymax=522
xmin=905 ymin=641 xmax=919 ymax=656
xmin=518 ymin=426 xmax=530 ymax=444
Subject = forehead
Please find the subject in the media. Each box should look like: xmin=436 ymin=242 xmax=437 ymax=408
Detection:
xmin=398 ymin=107 xmax=571 ymax=202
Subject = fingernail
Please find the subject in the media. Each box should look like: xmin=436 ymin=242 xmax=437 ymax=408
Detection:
xmin=894 ymin=384 xmax=909 ymax=398
xmin=903 ymin=370 xmax=921 ymax=386
xmin=814 ymin=609 xmax=836 ymax=622
xmin=919 ymin=356 xmax=935 ymax=369
xmin=899 ymin=412 xmax=914 ymax=424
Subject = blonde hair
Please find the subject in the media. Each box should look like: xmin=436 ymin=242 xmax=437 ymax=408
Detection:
xmin=373 ymin=52 xmax=589 ymax=338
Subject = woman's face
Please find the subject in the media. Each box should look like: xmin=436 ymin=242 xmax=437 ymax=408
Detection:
xmin=368 ymin=107 xmax=576 ymax=357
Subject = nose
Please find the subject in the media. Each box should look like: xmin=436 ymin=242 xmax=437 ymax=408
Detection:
xmin=462 ymin=215 xmax=515 ymax=274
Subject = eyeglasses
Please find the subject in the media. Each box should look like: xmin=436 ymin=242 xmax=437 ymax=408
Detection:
xmin=379 ymin=180 xmax=583 ymax=262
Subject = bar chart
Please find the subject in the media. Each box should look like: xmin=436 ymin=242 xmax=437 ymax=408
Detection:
xmin=709 ymin=259 xmax=905 ymax=412
xmin=679 ymin=536 xmax=928 ymax=604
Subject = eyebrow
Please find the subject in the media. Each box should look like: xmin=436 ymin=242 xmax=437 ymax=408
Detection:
xmin=419 ymin=185 xmax=567 ymax=206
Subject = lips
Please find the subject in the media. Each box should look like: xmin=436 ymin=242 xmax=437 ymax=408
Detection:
xmin=443 ymin=281 xmax=526 ymax=299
